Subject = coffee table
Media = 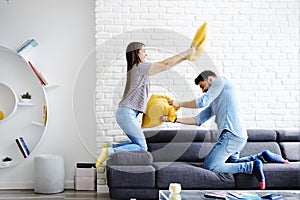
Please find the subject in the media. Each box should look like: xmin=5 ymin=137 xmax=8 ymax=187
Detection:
xmin=159 ymin=190 xmax=300 ymax=200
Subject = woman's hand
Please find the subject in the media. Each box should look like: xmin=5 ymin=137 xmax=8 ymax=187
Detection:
xmin=160 ymin=115 xmax=169 ymax=122
xmin=188 ymin=46 xmax=196 ymax=57
xmin=169 ymin=99 xmax=180 ymax=108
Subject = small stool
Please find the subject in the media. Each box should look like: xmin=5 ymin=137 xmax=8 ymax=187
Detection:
xmin=34 ymin=154 xmax=65 ymax=194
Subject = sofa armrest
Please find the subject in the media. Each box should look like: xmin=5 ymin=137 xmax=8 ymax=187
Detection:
xmin=107 ymin=151 xmax=153 ymax=166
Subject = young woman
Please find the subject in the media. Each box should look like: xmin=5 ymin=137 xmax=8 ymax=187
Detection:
xmin=96 ymin=42 xmax=193 ymax=168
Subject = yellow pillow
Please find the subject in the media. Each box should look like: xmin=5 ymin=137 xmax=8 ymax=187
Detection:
xmin=187 ymin=22 xmax=208 ymax=61
xmin=142 ymin=94 xmax=179 ymax=128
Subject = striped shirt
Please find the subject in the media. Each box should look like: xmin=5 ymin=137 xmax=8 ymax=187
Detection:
xmin=119 ymin=62 xmax=151 ymax=113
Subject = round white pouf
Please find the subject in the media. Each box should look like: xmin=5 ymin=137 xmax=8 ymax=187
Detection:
xmin=34 ymin=154 xmax=65 ymax=194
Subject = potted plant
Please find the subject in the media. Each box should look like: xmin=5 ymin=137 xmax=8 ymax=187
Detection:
xmin=1 ymin=156 xmax=12 ymax=167
xmin=20 ymin=92 xmax=31 ymax=103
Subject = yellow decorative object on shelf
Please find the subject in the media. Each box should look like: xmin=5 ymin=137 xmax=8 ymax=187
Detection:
xmin=187 ymin=22 xmax=208 ymax=61
xmin=0 ymin=111 xmax=4 ymax=120
xmin=43 ymin=105 xmax=47 ymax=125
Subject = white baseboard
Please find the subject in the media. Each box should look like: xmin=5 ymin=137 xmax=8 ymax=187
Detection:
xmin=0 ymin=181 xmax=33 ymax=189
xmin=64 ymin=180 xmax=75 ymax=189
xmin=0 ymin=181 xmax=109 ymax=194
xmin=0 ymin=180 xmax=74 ymax=190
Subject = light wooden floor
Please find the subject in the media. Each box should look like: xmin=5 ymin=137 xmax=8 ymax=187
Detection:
xmin=0 ymin=189 xmax=110 ymax=200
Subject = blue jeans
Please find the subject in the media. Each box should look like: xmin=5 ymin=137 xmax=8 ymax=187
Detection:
xmin=203 ymin=130 xmax=260 ymax=174
xmin=114 ymin=106 xmax=148 ymax=153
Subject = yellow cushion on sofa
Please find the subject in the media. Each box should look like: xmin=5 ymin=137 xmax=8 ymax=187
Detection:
xmin=142 ymin=94 xmax=179 ymax=128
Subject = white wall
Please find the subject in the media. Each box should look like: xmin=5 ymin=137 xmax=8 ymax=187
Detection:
xmin=0 ymin=0 xmax=96 ymax=189
xmin=95 ymin=0 xmax=300 ymax=184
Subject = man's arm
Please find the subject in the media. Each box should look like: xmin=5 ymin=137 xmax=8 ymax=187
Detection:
xmin=176 ymin=106 xmax=213 ymax=126
xmin=175 ymin=117 xmax=197 ymax=125
xmin=161 ymin=106 xmax=212 ymax=126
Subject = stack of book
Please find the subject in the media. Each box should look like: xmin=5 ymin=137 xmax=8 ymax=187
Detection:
xmin=16 ymin=39 xmax=48 ymax=86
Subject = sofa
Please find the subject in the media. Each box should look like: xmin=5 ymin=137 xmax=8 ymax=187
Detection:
xmin=106 ymin=129 xmax=300 ymax=200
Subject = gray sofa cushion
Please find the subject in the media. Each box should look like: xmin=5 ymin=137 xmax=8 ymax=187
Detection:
xmin=145 ymin=129 xmax=218 ymax=143
xmin=240 ymin=142 xmax=282 ymax=157
xmin=235 ymin=163 xmax=300 ymax=189
xmin=149 ymin=140 xmax=282 ymax=163
xmin=107 ymin=165 xmax=155 ymax=188
xmin=246 ymin=129 xmax=277 ymax=141
xmin=277 ymin=130 xmax=300 ymax=142
xmin=107 ymin=151 xmax=153 ymax=166
xmin=153 ymin=162 xmax=235 ymax=189
xmin=280 ymin=142 xmax=300 ymax=161
xmin=148 ymin=142 xmax=214 ymax=162
xmin=263 ymin=163 xmax=300 ymax=189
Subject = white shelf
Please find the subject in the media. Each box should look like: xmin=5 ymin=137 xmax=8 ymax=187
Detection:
xmin=43 ymin=84 xmax=59 ymax=90
xmin=32 ymin=121 xmax=45 ymax=126
xmin=17 ymin=102 xmax=34 ymax=106
xmin=0 ymin=165 xmax=10 ymax=169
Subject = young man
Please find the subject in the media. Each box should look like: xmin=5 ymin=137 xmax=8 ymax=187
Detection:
xmin=164 ymin=70 xmax=288 ymax=190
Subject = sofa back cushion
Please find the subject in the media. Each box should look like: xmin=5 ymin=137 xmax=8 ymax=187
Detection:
xmin=246 ymin=129 xmax=277 ymax=141
xmin=148 ymin=142 xmax=214 ymax=162
xmin=145 ymin=129 xmax=218 ymax=143
xmin=144 ymin=129 xmax=283 ymax=162
xmin=145 ymin=129 xmax=217 ymax=162
xmin=280 ymin=142 xmax=300 ymax=161
xmin=240 ymin=129 xmax=281 ymax=157
xmin=240 ymin=142 xmax=282 ymax=158
xmin=277 ymin=130 xmax=300 ymax=161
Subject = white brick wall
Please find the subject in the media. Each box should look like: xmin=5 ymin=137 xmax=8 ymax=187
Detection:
xmin=95 ymin=0 xmax=300 ymax=184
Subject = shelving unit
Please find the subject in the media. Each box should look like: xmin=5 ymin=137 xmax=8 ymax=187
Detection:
xmin=0 ymin=45 xmax=48 ymax=168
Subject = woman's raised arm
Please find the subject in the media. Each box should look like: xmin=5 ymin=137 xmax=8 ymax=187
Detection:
xmin=147 ymin=48 xmax=193 ymax=76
